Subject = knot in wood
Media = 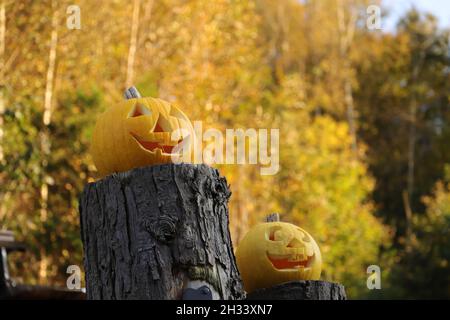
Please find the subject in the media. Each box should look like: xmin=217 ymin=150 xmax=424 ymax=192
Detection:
xmin=155 ymin=216 xmax=177 ymax=243
xmin=211 ymin=177 xmax=231 ymax=203
xmin=183 ymin=225 xmax=195 ymax=249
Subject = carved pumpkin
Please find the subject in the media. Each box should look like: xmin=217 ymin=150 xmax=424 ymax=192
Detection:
xmin=91 ymin=95 xmax=194 ymax=177
xmin=235 ymin=218 xmax=322 ymax=293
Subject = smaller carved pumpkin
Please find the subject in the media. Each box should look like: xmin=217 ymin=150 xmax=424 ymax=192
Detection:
xmin=235 ymin=216 xmax=322 ymax=293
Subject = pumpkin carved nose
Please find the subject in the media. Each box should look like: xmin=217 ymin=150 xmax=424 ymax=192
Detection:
xmin=287 ymin=238 xmax=302 ymax=248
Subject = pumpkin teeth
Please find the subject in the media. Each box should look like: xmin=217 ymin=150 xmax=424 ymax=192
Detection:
xmin=149 ymin=132 xmax=170 ymax=143
xmin=129 ymin=132 xmax=181 ymax=155
xmin=266 ymin=252 xmax=313 ymax=270
xmin=146 ymin=132 xmax=180 ymax=146
xmin=287 ymin=253 xmax=306 ymax=262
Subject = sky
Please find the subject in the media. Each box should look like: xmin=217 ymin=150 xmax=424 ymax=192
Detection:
xmin=383 ymin=0 xmax=450 ymax=31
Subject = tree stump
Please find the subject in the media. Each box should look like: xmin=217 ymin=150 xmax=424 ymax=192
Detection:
xmin=79 ymin=163 xmax=244 ymax=300
xmin=246 ymin=280 xmax=347 ymax=300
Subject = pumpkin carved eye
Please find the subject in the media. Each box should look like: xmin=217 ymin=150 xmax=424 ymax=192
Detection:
xmin=267 ymin=226 xmax=283 ymax=241
xmin=128 ymin=102 xmax=153 ymax=118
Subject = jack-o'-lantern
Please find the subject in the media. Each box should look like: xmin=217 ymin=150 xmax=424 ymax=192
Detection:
xmin=91 ymin=88 xmax=195 ymax=177
xmin=235 ymin=214 xmax=322 ymax=293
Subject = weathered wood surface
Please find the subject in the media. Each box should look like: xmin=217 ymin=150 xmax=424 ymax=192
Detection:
xmin=3 ymin=285 xmax=85 ymax=300
xmin=246 ymin=281 xmax=347 ymax=300
xmin=79 ymin=163 xmax=244 ymax=300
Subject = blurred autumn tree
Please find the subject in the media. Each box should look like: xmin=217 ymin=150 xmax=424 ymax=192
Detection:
xmin=353 ymin=8 xmax=450 ymax=298
xmin=0 ymin=0 xmax=448 ymax=298
xmin=382 ymin=176 xmax=450 ymax=298
xmin=355 ymin=9 xmax=450 ymax=237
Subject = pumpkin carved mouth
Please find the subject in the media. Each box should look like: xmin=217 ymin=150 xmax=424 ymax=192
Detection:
xmin=128 ymin=103 xmax=184 ymax=155
xmin=266 ymin=253 xmax=314 ymax=270
xmin=130 ymin=123 xmax=182 ymax=154
xmin=265 ymin=226 xmax=315 ymax=271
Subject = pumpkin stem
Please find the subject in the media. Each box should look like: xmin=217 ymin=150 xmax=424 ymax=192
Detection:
xmin=124 ymin=86 xmax=142 ymax=99
xmin=266 ymin=213 xmax=280 ymax=222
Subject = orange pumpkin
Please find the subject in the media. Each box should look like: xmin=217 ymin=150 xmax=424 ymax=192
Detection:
xmin=91 ymin=92 xmax=194 ymax=177
xmin=235 ymin=216 xmax=322 ymax=293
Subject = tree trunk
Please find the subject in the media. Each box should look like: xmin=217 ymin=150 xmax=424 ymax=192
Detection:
xmin=0 ymin=0 xmax=6 ymax=163
xmin=336 ymin=0 xmax=358 ymax=155
xmin=79 ymin=163 xmax=244 ymax=300
xmin=42 ymin=1 xmax=58 ymax=127
xmin=39 ymin=1 xmax=59 ymax=284
xmin=125 ymin=0 xmax=141 ymax=88
xmin=246 ymin=280 xmax=347 ymax=300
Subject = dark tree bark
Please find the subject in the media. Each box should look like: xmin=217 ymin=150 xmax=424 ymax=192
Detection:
xmin=246 ymin=281 xmax=347 ymax=300
xmin=79 ymin=163 xmax=244 ymax=300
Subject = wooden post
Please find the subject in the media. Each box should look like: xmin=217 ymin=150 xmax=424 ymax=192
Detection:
xmin=79 ymin=164 xmax=245 ymax=300
xmin=246 ymin=281 xmax=347 ymax=300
